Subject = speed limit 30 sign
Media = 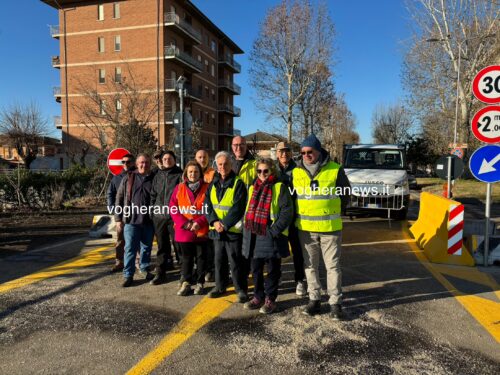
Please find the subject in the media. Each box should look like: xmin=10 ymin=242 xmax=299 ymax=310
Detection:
xmin=472 ymin=65 xmax=500 ymax=104
xmin=471 ymin=106 xmax=500 ymax=143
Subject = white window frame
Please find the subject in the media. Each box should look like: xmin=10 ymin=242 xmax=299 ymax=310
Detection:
xmin=98 ymin=69 xmax=106 ymax=84
xmin=114 ymin=35 xmax=121 ymax=52
xmin=114 ymin=67 xmax=122 ymax=83
xmin=116 ymin=99 xmax=122 ymax=112
xmin=100 ymin=100 xmax=106 ymax=115
xmin=211 ymin=40 xmax=216 ymax=53
xmin=98 ymin=4 xmax=104 ymax=21
xmin=98 ymin=37 xmax=105 ymax=53
xmin=113 ymin=2 xmax=120 ymax=19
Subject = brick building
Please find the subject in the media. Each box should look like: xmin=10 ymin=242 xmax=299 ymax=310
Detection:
xmin=42 ymin=0 xmax=242 ymax=164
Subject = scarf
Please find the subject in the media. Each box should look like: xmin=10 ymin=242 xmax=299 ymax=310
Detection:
xmin=187 ymin=180 xmax=201 ymax=193
xmin=244 ymin=175 xmax=275 ymax=236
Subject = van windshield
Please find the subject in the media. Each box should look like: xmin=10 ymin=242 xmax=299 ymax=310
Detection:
xmin=345 ymin=149 xmax=404 ymax=170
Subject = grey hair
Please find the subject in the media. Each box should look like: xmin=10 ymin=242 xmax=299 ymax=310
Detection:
xmin=214 ymin=151 xmax=232 ymax=162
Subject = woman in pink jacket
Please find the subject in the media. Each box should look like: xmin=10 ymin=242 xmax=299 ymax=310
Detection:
xmin=169 ymin=161 xmax=210 ymax=296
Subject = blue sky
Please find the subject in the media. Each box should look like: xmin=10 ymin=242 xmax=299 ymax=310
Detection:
xmin=0 ymin=0 xmax=411 ymax=143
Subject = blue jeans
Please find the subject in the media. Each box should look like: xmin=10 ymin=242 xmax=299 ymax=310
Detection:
xmin=123 ymin=223 xmax=154 ymax=278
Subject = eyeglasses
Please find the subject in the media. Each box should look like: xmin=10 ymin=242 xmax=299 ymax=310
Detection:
xmin=277 ymin=149 xmax=290 ymax=153
xmin=122 ymin=160 xmax=132 ymax=164
xmin=232 ymin=144 xmax=245 ymax=148
xmin=257 ymin=169 xmax=269 ymax=174
xmin=301 ymin=151 xmax=314 ymax=156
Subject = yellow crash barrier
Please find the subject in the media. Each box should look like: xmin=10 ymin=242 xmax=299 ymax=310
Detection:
xmin=409 ymin=192 xmax=475 ymax=266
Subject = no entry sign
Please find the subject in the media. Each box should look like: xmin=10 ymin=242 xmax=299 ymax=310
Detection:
xmin=472 ymin=65 xmax=500 ymax=104
xmin=471 ymin=106 xmax=500 ymax=143
xmin=107 ymin=148 xmax=131 ymax=175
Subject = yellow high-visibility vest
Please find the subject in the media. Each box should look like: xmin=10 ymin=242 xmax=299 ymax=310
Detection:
xmin=209 ymin=176 xmax=243 ymax=233
xmin=238 ymin=159 xmax=257 ymax=188
xmin=245 ymin=182 xmax=288 ymax=236
xmin=292 ymin=161 xmax=342 ymax=232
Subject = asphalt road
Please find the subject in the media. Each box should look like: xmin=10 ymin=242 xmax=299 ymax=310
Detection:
xmin=0 ymin=214 xmax=499 ymax=374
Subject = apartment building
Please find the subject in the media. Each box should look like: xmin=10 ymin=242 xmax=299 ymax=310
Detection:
xmin=42 ymin=0 xmax=242 ymax=162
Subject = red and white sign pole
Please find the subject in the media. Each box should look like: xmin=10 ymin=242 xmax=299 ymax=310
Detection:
xmin=107 ymin=148 xmax=131 ymax=176
xmin=447 ymin=204 xmax=464 ymax=256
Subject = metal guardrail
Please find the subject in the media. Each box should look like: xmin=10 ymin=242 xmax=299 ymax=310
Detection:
xmin=49 ymin=25 xmax=60 ymax=37
xmin=163 ymin=12 xmax=201 ymax=43
xmin=51 ymin=56 xmax=60 ymax=67
xmin=164 ymin=46 xmax=203 ymax=71
xmin=218 ymin=79 xmax=241 ymax=94
xmin=218 ymin=104 xmax=241 ymax=117
xmin=53 ymin=87 xmax=61 ymax=96
xmin=218 ymin=54 xmax=241 ymax=73
xmin=54 ymin=116 xmax=62 ymax=128
xmin=165 ymin=111 xmax=174 ymax=123
xmin=164 ymin=79 xmax=201 ymax=100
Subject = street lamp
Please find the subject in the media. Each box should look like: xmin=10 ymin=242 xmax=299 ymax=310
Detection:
xmin=176 ymin=76 xmax=187 ymax=169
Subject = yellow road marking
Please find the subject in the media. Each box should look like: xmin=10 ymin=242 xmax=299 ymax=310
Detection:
xmin=0 ymin=245 xmax=114 ymax=294
xmin=402 ymin=222 xmax=500 ymax=343
xmin=126 ymin=293 xmax=238 ymax=375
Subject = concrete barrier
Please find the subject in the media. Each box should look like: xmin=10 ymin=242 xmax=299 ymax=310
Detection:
xmin=89 ymin=215 xmax=116 ymax=238
xmin=409 ymin=192 xmax=475 ymax=266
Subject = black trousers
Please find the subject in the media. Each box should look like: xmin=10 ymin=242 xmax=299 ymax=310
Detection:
xmin=206 ymin=240 xmax=215 ymax=273
xmin=153 ymin=217 xmax=180 ymax=272
xmin=251 ymin=257 xmax=282 ymax=301
xmin=214 ymin=237 xmax=249 ymax=293
xmin=179 ymin=242 xmax=207 ymax=284
xmin=289 ymin=225 xmax=305 ymax=282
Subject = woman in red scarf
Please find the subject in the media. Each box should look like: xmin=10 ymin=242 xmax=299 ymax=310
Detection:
xmin=242 ymin=158 xmax=293 ymax=314
xmin=170 ymin=161 xmax=209 ymax=296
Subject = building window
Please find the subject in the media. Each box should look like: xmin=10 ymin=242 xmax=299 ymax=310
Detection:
xmin=206 ymin=112 xmax=209 ymax=124
xmin=116 ymin=99 xmax=122 ymax=112
xmin=197 ymin=55 xmax=201 ymax=62
xmin=115 ymin=67 xmax=122 ymax=83
xmin=211 ymin=64 xmax=215 ymax=77
xmin=211 ymin=89 xmax=215 ymax=101
xmin=211 ymin=137 xmax=215 ymax=151
xmin=113 ymin=3 xmax=120 ymax=19
xmin=205 ymin=60 xmax=209 ymax=73
xmin=100 ymin=100 xmax=106 ymax=115
xmin=114 ymin=35 xmax=121 ymax=51
xmin=98 ymin=37 xmax=105 ymax=53
xmin=98 ymin=69 xmax=105 ymax=84
xmin=211 ymin=40 xmax=216 ymax=53
xmin=205 ymin=86 xmax=209 ymax=98
xmin=98 ymin=4 xmax=104 ymax=20
xmin=212 ymin=113 xmax=215 ymax=125
xmin=198 ymin=84 xmax=202 ymax=97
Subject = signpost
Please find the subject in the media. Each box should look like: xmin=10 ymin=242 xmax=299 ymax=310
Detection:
xmin=107 ymin=148 xmax=131 ymax=176
xmin=471 ymin=66 xmax=500 ymax=266
xmin=434 ymin=155 xmax=464 ymax=198
xmin=472 ymin=65 xmax=500 ymax=104
xmin=470 ymin=106 xmax=500 ymax=144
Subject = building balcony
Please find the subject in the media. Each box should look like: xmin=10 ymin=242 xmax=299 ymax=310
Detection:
xmin=165 ymin=111 xmax=174 ymax=124
xmin=49 ymin=25 xmax=60 ymax=38
xmin=218 ymin=79 xmax=241 ymax=95
xmin=52 ymin=55 xmax=61 ymax=68
xmin=54 ymin=116 xmax=62 ymax=129
xmin=218 ymin=104 xmax=241 ymax=117
xmin=218 ymin=54 xmax=241 ymax=73
xmin=218 ymin=126 xmax=234 ymax=136
xmin=164 ymin=46 xmax=203 ymax=73
xmin=164 ymin=12 xmax=201 ymax=45
xmin=164 ymin=79 xmax=201 ymax=101
xmin=53 ymin=87 xmax=62 ymax=103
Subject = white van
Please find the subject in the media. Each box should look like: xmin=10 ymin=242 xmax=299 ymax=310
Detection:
xmin=343 ymin=144 xmax=410 ymax=220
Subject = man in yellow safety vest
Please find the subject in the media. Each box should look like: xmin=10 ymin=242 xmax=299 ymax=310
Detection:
xmin=292 ymin=134 xmax=350 ymax=320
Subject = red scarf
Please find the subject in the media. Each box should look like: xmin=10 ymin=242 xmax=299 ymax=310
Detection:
xmin=245 ymin=175 xmax=275 ymax=235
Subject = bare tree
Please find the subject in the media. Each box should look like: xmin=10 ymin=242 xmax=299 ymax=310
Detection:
xmin=0 ymin=102 xmax=49 ymax=169
xmin=249 ymin=0 xmax=336 ymax=142
xmin=403 ymin=0 xmax=499 ymax=151
xmin=371 ymin=103 xmax=413 ymax=144
xmin=72 ymin=64 xmax=160 ymax=158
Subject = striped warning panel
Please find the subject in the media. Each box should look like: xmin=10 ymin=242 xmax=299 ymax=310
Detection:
xmin=448 ymin=204 xmax=464 ymax=255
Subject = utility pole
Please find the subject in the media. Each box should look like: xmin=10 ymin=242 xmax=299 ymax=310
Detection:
xmin=176 ymin=76 xmax=187 ymax=169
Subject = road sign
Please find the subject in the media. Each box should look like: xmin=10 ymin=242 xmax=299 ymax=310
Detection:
xmin=469 ymin=144 xmax=500 ymax=183
xmin=173 ymin=112 xmax=193 ymax=131
xmin=435 ymin=155 xmax=464 ymax=180
xmin=448 ymin=143 xmax=468 ymax=149
xmin=450 ymin=147 xmax=463 ymax=159
xmin=107 ymin=148 xmax=131 ymax=176
xmin=472 ymin=65 xmax=500 ymax=104
xmin=470 ymin=105 xmax=500 ymax=143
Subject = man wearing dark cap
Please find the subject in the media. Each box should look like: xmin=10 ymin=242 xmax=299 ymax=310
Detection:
xmin=291 ymin=134 xmax=350 ymax=320
xmin=276 ymin=141 xmax=306 ymax=297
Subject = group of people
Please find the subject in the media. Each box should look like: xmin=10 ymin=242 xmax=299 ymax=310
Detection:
xmin=107 ymin=134 xmax=350 ymax=319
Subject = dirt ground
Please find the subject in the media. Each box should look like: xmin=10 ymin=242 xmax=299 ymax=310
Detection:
xmin=0 ymin=207 xmax=107 ymax=257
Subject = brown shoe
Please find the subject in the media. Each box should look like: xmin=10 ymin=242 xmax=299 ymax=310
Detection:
xmin=111 ymin=262 xmax=124 ymax=273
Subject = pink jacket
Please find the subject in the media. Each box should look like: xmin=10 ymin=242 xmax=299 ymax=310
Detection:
xmin=169 ymin=182 xmax=209 ymax=243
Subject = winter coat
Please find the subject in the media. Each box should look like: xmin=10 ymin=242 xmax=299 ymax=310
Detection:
xmin=114 ymin=171 xmax=154 ymax=225
xmin=242 ymin=181 xmax=293 ymax=259
xmin=150 ymin=165 xmax=182 ymax=221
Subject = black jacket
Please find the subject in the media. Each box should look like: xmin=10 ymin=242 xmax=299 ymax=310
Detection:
xmin=277 ymin=159 xmax=296 ymax=186
xmin=150 ymin=165 xmax=183 ymax=221
xmin=204 ymin=170 xmax=247 ymax=241
xmin=294 ymin=148 xmax=351 ymax=212
xmin=242 ymin=181 xmax=293 ymax=259
xmin=114 ymin=171 xmax=154 ymax=225
xmin=107 ymin=170 xmax=126 ymax=209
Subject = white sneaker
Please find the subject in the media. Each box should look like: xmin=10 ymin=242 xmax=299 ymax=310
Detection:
xmin=177 ymin=281 xmax=191 ymax=296
xmin=296 ymin=281 xmax=307 ymax=297
xmin=193 ymin=283 xmax=204 ymax=295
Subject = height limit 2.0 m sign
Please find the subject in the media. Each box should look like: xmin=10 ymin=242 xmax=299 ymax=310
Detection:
xmin=471 ymin=106 xmax=500 ymax=144
xmin=472 ymin=65 xmax=500 ymax=104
